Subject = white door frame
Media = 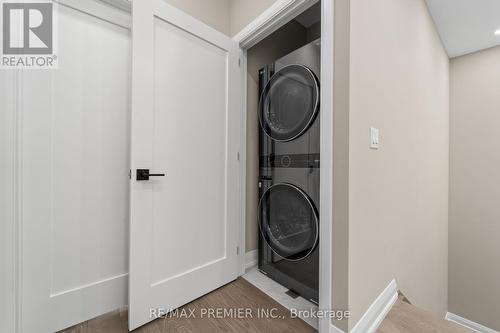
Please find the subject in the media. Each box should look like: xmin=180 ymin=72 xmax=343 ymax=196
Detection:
xmin=0 ymin=69 xmax=22 ymax=333
xmin=233 ymin=1 xmax=335 ymax=333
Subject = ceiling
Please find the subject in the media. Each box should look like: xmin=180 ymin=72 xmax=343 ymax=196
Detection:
xmin=425 ymin=0 xmax=500 ymax=58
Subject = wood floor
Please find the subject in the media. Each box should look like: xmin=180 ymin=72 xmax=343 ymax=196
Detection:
xmin=377 ymin=299 xmax=472 ymax=333
xmin=58 ymin=278 xmax=474 ymax=333
xmin=58 ymin=278 xmax=316 ymax=333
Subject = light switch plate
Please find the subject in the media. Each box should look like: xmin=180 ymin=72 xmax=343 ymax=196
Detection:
xmin=370 ymin=127 xmax=380 ymax=149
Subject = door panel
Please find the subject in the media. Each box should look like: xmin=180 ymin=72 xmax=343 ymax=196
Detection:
xmin=20 ymin=2 xmax=131 ymax=332
xmin=151 ymin=18 xmax=228 ymax=284
xmin=129 ymin=0 xmax=240 ymax=330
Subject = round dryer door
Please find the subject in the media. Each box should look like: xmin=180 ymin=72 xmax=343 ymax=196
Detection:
xmin=259 ymin=64 xmax=319 ymax=142
xmin=258 ymin=183 xmax=319 ymax=261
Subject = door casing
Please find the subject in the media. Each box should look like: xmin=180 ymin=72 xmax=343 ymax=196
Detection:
xmin=233 ymin=1 xmax=335 ymax=333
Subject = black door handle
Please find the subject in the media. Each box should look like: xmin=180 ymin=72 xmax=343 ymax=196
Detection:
xmin=136 ymin=169 xmax=165 ymax=181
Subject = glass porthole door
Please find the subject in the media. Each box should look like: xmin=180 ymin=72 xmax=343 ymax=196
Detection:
xmin=258 ymin=183 xmax=319 ymax=261
xmin=259 ymin=64 xmax=320 ymax=142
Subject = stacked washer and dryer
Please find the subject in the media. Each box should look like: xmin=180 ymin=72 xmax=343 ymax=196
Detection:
xmin=257 ymin=39 xmax=321 ymax=304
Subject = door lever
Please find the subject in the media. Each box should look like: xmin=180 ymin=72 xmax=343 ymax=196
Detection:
xmin=136 ymin=169 xmax=165 ymax=181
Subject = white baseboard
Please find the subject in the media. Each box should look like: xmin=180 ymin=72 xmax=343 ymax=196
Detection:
xmin=351 ymin=279 xmax=398 ymax=333
xmin=446 ymin=312 xmax=499 ymax=333
xmin=245 ymin=250 xmax=258 ymax=271
xmin=330 ymin=323 xmax=346 ymax=333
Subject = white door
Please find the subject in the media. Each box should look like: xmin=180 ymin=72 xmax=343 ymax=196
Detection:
xmin=19 ymin=1 xmax=131 ymax=332
xmin=129 ymin=0 xmax=240 ymax=330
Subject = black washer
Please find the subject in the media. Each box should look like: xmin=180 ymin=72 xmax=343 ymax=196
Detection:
xmin=258 ymin=183 xmax=319 ymax=261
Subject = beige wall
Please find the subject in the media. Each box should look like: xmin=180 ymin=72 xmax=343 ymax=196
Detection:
xmin=348 ymin=0 xmax=449 ymax=327
xmin=166 ymin=0 xmax=230 ymax=35
xmin=331 ymin=0 xmax=350 ymax=330
xmin=449 ymin=46 xmax=500 ymax=331
xmin=166 ymin=0 xmax=280 ymax=37
xmin=229 ymin=0 xmax=277 ymax=36
xmin=165 ymin=0 xmax=281 ymax=37
xmin=245 ymin=21 xmax=308 ymax=251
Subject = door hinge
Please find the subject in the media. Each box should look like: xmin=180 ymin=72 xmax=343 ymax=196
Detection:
xmin=237 ymin=152 xmax=240 ymax=161
xmin=236 ymin=246 xmax=240 ymax=255
xmin=238 ymin=58 xmax=241 ymax=67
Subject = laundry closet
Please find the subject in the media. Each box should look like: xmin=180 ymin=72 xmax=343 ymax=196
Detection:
xmin=243 ymin=2 xmax=322 ymax=329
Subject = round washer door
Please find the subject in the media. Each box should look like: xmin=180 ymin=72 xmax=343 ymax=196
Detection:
xmin=259 ymin=64 xmax=320 ymax=142
xmin=258 ymin=183 xmax=319 ymax=261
